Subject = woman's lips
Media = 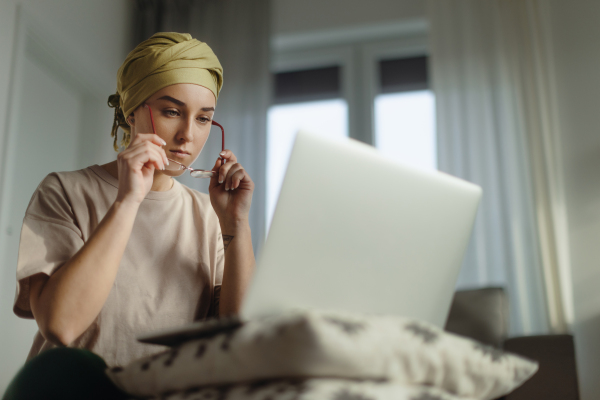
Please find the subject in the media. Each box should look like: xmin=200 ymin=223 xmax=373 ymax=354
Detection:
xmin=169 ymin=150 xmax=190 ymax=159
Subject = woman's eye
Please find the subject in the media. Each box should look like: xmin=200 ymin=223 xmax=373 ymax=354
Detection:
xmin=197 ymin=117 xmax=210 ymax=123
xmin=164 ymin=109 xmax=179 ymax=117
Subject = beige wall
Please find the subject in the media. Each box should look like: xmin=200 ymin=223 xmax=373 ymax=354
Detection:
xmin=548 ymin=1 xmax=600 ymax=399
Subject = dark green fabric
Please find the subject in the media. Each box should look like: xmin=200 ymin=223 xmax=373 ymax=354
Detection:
xmin=2 ymin=347 xmax=130 ymax=400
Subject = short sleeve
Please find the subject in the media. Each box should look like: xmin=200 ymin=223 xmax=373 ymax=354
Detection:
xmin=13 ymin=173 xmax=84 ymax=319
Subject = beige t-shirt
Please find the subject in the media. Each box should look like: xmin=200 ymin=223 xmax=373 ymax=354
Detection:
xmin=13 ymin=165 xmax=224 ymax=367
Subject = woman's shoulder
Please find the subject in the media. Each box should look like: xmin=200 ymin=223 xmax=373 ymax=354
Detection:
xmin=25 ymin=166 xmax=106 ymax=221
xmin=38 ymin=165 xmax=109 ymax=192
xmin=31 ymin=166 xmax=114 ymax=211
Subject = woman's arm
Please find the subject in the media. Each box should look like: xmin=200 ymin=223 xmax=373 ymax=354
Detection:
xmin=209 ymin=150 xmax=256 ymax=316
xmin=217 ymin=221 xmax=255 ymax=315
xmin=30 ymin=201 xmax=140 ymax=345
xmin=29 ymin=132 xmax=168 ymax=346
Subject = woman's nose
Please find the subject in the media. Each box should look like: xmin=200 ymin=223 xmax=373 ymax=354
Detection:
xmin=176 ymin=118 xmax=195 ymax=142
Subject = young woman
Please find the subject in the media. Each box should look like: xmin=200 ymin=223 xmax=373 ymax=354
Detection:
xmin=3 ymin=32 xmax=254 ymax=399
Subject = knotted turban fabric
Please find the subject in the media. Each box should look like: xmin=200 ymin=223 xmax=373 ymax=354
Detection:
xmin=107 ymin=32 xmax=223 ymax=151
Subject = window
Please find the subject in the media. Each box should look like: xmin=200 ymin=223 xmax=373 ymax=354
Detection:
xmin=374 ymin=56 xmax=436 ymax=171
xmin=267 ymin=29 xmax=435 ymax=230
xmin=267 ymin=66 xmax=348 ymax=229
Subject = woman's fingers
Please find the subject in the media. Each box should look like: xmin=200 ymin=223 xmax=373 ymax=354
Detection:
xmin=211 ymin=150 xmax=251 ymax=191
xmin=131 ymin=133 xmax=166 ymax=147
xmin=209 ymin=157 xmax=223 ymax=188
xmin=128 ymin=136 xmax=169 ymax=166
xmin=122 ymin=142 xmax=166 ymax=171
xmin=128 ymin=148 xmax=163 ymax=171
xmin=218 ymin=161 xmax=233 ymax=184
xmin=229 ymin=169 xmax=247 ymax=190
xmin=219 ymin=149 xmax=237 ymax=164
xmin=224 ymin=164 xmax=245 ymax=190
xmin=217 ymin=150 xmax=239 ymax=183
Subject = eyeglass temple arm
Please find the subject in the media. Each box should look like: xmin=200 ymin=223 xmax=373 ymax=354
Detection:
xmin=212 ymin=120 xmax=225 ymax=163
xmin=147 ymin=104 xmax=157 ymax=135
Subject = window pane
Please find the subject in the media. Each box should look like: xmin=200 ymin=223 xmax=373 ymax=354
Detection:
xmin=266 ymin=99 xmax=348 ymax=230
xmin=374 ymin=90 xmax=436 ymax=171
xmin=380 ymin=56 xmax=429 ymax=93
xmin=274 ymin=66 xmax=341 ymax=104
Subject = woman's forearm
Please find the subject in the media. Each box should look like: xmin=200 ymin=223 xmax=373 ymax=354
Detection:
xmin=218 ymin=220 xmax=255 ymax=316
xmin=30 ymin=200 xmax=139 ymax=345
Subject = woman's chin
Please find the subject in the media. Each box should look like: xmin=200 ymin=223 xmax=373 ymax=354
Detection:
xmin=159 ymin=168 xmax=185 ymax=177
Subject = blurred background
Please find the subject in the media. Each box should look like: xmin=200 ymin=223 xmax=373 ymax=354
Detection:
xmin=0 ymin=0 xmax=598 ymax=398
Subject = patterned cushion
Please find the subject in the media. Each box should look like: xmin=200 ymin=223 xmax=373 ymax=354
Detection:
xmin=144 ymin=378 xmax=477 ymax=400
xmin=107 ymin=310 xmax=537 ymax=400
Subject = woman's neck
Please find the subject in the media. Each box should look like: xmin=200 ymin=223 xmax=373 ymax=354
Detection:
xmin=100 ymin=161 xmax=174 ymax=192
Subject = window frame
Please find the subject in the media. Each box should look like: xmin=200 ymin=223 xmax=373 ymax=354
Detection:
xmin=270 ymin=20 xmax=430 ymax=145
xmin=359 ymin=37 xmax=430 ymax=145
xmin=268 ymin=21 xmax=432 ymax=229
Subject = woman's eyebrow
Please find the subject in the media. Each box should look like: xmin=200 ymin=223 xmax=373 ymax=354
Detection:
xmin=157 ymin=95 xmax=215 ymax=112
xmin=158 ymin=95 xmax=185 ymax=106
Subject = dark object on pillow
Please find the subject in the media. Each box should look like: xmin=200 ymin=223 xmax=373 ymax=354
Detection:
xmin=444 ymin=287 xmax=509 ymax=348
xmin=137 ymin=315 xmax=243 ymax=347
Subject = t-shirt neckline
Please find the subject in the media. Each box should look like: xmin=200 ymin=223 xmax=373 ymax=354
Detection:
xmin=89 ymin=164 xmax=182 ymax=201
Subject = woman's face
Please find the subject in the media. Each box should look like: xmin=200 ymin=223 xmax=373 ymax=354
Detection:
xmin=130 ymin=83 xmax=217 ymax=177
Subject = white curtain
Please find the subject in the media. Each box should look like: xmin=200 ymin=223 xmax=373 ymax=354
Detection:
xmin=427 ymin=0 xmax=571 ymax=335
xmin=133 ymin=0 xmax=271 ymax=252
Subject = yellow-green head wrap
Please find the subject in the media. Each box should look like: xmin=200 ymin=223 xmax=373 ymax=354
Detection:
xmin=107 ymin=32 xmax=223 ymax=151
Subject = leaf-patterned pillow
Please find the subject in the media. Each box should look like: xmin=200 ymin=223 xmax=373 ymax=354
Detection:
xmin=107 ymin=310 xmax=537 ymax=400
xmin=144 ymin=378 xmax=477 ymax=400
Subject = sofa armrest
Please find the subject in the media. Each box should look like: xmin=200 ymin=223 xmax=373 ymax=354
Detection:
xmin=501 ymin=335 xmax=579 ymax=400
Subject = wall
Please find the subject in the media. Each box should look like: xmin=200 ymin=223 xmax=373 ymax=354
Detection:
xmin=272 ymin=0 xmax=425 ymax=35
xmin=0 ymin=0 xmax=134 ymax=169
xmin=547 ymin=1 xmax=600 ymax=399
xmin=0 ymin=0 xmax=133 ymax=390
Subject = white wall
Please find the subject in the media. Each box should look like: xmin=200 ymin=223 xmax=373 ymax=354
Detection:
xmin=0 ymin=0 xmax=132 ymax=391
xmin=0 ymin=0 xmax=133 ymax=167
xmin=547 ymin=1 xmax=600 ymax=399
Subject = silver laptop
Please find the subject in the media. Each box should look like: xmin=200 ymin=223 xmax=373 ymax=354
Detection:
xmin=241 ymin=131 xmax=481 ymax=326
xmin=138 ymin=131 xmax=481 ymax=346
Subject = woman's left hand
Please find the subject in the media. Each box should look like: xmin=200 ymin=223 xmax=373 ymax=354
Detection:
xmin=208 ymin=150 xmax=254 ymax=226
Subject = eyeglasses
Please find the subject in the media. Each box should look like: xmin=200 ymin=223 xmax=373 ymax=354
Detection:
xmin=146 ymin=104 xmax=225 ymax=178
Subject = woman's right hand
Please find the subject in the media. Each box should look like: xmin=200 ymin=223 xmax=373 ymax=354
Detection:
xmin=115 ymin=133 xmax=168 ymax=205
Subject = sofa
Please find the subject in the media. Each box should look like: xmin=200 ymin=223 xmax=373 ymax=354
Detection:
xmin=444 ymin=287 xmax=580 ymax=400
